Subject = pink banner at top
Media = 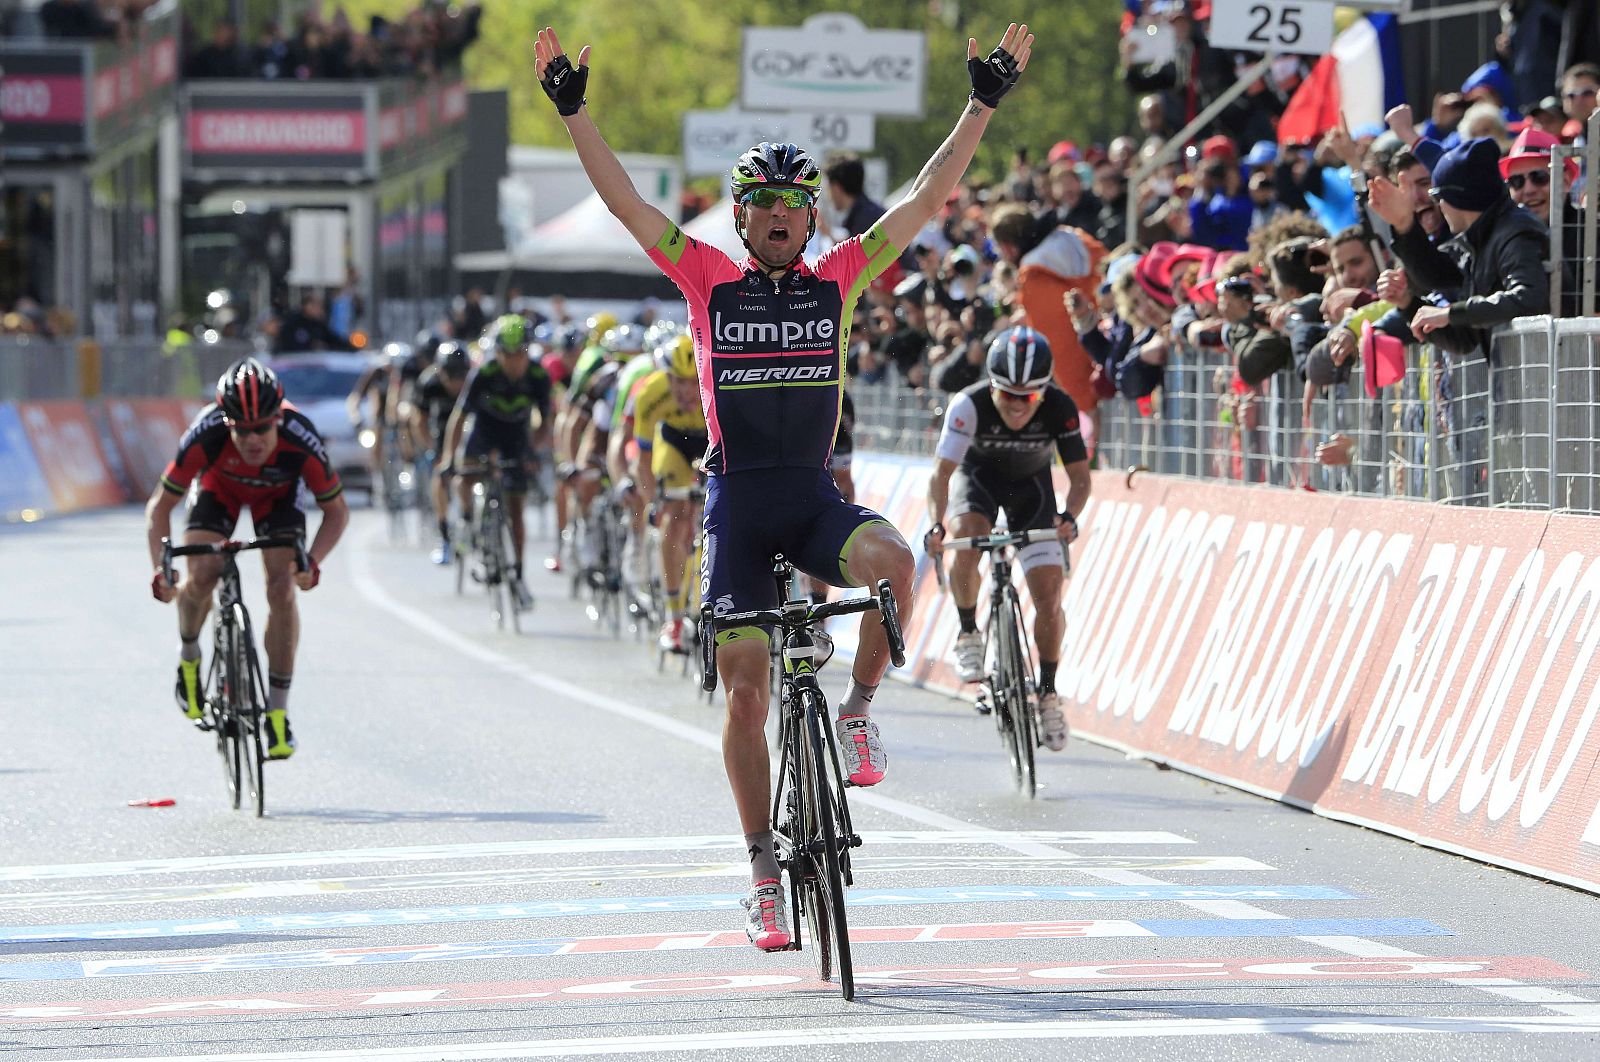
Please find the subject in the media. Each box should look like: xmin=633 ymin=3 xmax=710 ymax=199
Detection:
xmin=188 ymin=110 xmax=366 ymax=154
xmin=0 ymin=74 xmax=86 ymax=123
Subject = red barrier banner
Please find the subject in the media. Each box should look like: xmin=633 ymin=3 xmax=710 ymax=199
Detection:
xmin=101 ymin=399 xmax=199 ymax=498
xmin=848 ymin=452 xmax=1600 ymax=894
xmin=16 ymin=402 xmax=127 ymax=512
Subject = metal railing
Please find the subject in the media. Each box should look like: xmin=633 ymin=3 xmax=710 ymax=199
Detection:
xmin=852 ymin=317 xmax=1600 ymax=515
xmin=0 ymin=337 xmax=253 ymax=402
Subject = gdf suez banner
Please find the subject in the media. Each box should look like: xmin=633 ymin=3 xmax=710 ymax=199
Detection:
xmin=844 ymin=452 xmax=1600 ymax=895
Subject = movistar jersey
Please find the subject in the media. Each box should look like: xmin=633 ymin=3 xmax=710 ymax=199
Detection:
xmin=459 ymin=358 xmax=552 ymax=427
xmin=647 ymin=222 xmax=899 ymax=474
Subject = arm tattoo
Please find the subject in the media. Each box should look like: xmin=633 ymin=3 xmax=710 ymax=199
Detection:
xmin=966 ymin=101 xmax=983 ymax=117
xmin=913 ymin=145 xmax=956 ymax=194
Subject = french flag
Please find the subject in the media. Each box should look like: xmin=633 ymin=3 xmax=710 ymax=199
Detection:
xmin=1278 ymin=13 xmax=1405 ymax=144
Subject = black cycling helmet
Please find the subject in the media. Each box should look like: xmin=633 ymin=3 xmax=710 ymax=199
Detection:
xmin=986 ymin=327 xmax=1054 ymax=394
xmin=216 ymin=357 xmax=285 ymax=424
xmin=436 ymin=341 xmax=471 ymax=379
xmin=414 ymin=329 xmax=444 ymax=361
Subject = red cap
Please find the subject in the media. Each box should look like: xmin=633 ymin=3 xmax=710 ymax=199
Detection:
xmin=1047 ymin=140 xmax=1080 ymax=164
xmin=1201 ymin=134 xmax=1238 ymax=161
xmin=1499 ymin=126 xmax=1581 ymax=184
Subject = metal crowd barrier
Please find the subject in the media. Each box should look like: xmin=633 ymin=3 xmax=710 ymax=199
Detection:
xmin=0 ymin=337 xmax=253 ymax=402
xmin=853 ymin=316 xmax=1600 ymax=516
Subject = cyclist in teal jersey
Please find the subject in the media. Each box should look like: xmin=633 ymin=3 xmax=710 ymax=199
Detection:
xmin=537 ymin=20 xmax=1033 ymax=951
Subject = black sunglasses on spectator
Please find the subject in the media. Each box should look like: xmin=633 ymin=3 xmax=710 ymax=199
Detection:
xmin=1506 ymin=170 xmax=1551 ymax=191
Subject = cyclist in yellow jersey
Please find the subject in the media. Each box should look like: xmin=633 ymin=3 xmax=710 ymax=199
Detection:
xmin=631 ymin=335 xmax=708 ymax=652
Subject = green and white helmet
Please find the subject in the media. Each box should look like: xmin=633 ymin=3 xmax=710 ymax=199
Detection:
xmin=730 ymin=142 xmax=822 ymax=198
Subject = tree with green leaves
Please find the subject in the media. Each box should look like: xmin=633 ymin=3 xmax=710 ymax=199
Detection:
xmin=337 ymin=1 xmax=1126 ymax=186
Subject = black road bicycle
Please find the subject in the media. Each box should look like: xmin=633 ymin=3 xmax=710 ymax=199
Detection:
xmin=935 ymin=528 xmax=1066 ymax=799
xmin=461 ymin=457 xmax=531 ymax=632
xmin=702 ymin=557 xmax=907 ymax=1001
xmin=161 ymin=536 xmax=308 ymax=817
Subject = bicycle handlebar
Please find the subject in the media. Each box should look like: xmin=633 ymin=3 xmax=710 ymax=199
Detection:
xmin=709 ymin=593 xmax=880 ymax=632
xmin=943 ymin=527 xmax=1062 ymax=552
xmin=700 ymin=578 xmax=907 ymax=693
xmin=931 ymin=527 xmax=1066 ymax=589
xmin=161 ymin=536 xmax=309 ymax=586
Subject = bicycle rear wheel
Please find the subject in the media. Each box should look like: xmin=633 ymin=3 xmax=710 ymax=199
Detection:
xmin=801 ymin=690 xmax=854 ymax=1000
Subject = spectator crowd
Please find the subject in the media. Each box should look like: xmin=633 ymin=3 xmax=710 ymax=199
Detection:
xmin=809 ymin=0 xmax=1598 ymax=478
xmin=181 ymin=3 xmax=481 ymax=81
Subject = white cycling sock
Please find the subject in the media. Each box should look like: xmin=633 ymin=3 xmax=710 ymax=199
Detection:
xmin=839 ymin=680 xmax=877 ymax=719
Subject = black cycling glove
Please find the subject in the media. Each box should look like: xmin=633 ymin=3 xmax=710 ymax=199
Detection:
xmin=541 ymin=53 xmax=588 ymax=117
xmin=968 ymin=45 xmax=1021 ymax=109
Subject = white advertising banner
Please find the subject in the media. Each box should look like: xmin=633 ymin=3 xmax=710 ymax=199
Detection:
xmin=741 ymin=13 xmax=925 ymax=117
xmin=683 ymin=109 xmax=875 ymax=177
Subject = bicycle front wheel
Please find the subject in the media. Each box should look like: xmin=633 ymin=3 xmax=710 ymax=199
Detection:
xmin=801 ymin=690 xmax=854 ymax=1000
xmin=1002 ymin=592 xmax=1038 ymax=798
xmin=234 ymin=604 xmax=267 ymax=817
xmin=215 ymin=620 xmax=245 ymax=810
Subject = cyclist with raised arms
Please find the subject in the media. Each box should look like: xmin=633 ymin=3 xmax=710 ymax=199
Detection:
xmin=924 ymin=327 xmax=1091 ymax=751
xmin=630 ymin=334 xmax=709 ymax=653
xmin=147 ymin=358 xmax=350 ymax=760
xmin=536 ymin=19 xmax=1033 ymax=951
xmin=440 ymin=314 xmax=552 ymax=610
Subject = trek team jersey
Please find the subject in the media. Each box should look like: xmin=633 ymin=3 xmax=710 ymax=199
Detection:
xmin=161 ymin=402 xmax=342 ymax=505
xmin=458 ymin=358 xmax=552 ymax=428
xmin=647 ymin=221 xmax=900 ymax=474
xmin=935 ymin=381 xmax=1088 ymax=480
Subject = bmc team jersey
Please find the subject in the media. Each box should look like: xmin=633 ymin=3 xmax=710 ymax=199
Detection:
xmin=162 ymin=402 xmax=342 ymax=505
xmin=647 ymin=221 xmax=900 ymax=475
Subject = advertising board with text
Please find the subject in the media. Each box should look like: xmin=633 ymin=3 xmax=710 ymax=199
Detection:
xmin=741 ymin=13 xmax=925 ymax=117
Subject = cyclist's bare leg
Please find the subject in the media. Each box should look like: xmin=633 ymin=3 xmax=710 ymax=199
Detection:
xmin=260 ymin=546 xmax=299 ymax=679
xmin=1023 ymin=562 xmax=1065 ymax=663
xmin=947 ymin=512 xmax=991 ymax=611
xmin=175 ymin=529 xmax=227 ymax=641
xmin=842 ymin=523 xmax=916 ymax=687
xmin=718 ymin=637 xmax=773 ymax=835
xmin=455 ymin=473 xmax=480 ymax=522
xmin=659 ymin=498 xmax=690 ymax=605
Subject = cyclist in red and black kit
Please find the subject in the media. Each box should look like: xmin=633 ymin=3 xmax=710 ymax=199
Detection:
xmin=146 ymin=358 xmax=350 ymax=760
xmin=537 ymin=19 xmax=1033 ymax=950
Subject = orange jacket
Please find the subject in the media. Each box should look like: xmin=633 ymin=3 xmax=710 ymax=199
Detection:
xmin=1016 ymin=226 xmax=1106 ymax=413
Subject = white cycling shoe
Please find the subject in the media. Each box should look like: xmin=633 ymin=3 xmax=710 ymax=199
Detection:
xmin=1037 ymin=691 xmax=1069 ymax=751
xmin=953 ymin=631 xmax=984 ymax=683
xmin=836 ymin=715 xmax=886 ymax=786
xmin=741 ymin=877 xmax=792 ymax=951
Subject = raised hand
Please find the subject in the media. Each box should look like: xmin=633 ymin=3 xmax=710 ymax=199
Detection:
xmin=534 ymin=27 xmax=590 ymax=117
xmin=967 ymin=22 xmax=1034 ymax=109
xmin=1366 ymin=176 xmax=1414 ymax=233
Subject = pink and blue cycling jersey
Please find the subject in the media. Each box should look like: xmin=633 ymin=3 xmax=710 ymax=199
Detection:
xmin=647 ymin=221 xmax=900 ymax=476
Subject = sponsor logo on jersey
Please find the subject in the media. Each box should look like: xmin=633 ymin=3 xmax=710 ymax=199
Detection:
xmin=717 ymin=363 xmax=838 ymax=385
xmin=282 ymin=415 xmax=330 ymax=464
xmin=712 ymin=313 xmax=836 ymax=347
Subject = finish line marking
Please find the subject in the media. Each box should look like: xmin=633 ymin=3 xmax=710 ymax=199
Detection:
xmin=2 ymin=957 xmax=1582 ymax=1026
xmin=2 ymin=911 xmax=1430 ymax=983
xmin=0 ymin=854 xmax=1274 ymax=912
xmin=0 ymin=831 xmax=1192 ymax=885
xmin=347 ymin=531 xmax=1593 ymax=1020
xmin=0 ymin=886 xmax=1366 ymax=944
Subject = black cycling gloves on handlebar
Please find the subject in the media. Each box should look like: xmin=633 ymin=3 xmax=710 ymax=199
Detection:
xmin=968 ymin=45 xmax=1022 ymax=109
xmin=540 ymin=53 xmax=587 ymax=117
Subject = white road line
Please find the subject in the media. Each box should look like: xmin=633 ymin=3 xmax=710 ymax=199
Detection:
xmin=348 ymin=534 xmax=1599 ymax=1017
xmin=44 ymin=1014 xmax=1600 ymax=1061
xmin=0 ymin=831 xmax=1189 ymax=885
